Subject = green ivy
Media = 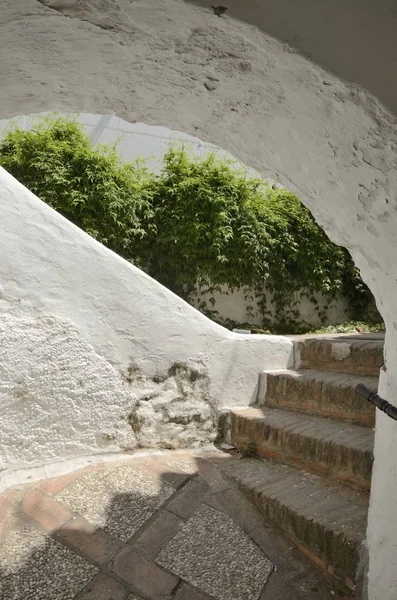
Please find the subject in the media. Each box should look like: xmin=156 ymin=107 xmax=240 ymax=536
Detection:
xmin=0 ymin=116 xmax=381 ymax=331
xmin=0 ymin=116 xmax=157 ymax=265
xmin=144 ymin=147 xmax=379 ymax=329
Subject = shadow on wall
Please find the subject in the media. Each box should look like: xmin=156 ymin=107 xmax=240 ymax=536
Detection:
xmin=185 ymin=0 xmax=397 ymax=115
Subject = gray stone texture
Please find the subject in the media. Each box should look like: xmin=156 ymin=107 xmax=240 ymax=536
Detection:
xmin=0 ymin=520 xmax=98 ymax=600
xmin=56 ymin=464 xmax=174 ymax=541
xmin=157 ymin=504 xmax=272 ymax=600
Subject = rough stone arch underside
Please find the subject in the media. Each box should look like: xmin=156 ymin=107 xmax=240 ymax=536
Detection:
xmin=2 ymin=2 xmax=397 ymax=598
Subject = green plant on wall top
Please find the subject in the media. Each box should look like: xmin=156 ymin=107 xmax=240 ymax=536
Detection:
xmin=0 ymin=115 xmax=380 ymax=332
xmin=0 ymin=116 xmax=157 ymax=265
xmin=144 ymin=146 xmax=378 ymax=329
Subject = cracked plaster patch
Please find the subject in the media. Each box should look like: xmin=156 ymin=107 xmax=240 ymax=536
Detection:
xmin=126 ymin=362 xmax=218 ymax=450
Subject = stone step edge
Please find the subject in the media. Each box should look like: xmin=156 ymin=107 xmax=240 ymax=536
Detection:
xmin=291 ymin=336 xmax=384 ymax=377
xmin=257 ymin=369 xmax=378 ymax=427
xmin=218 ymin=457 xmax=368 ymax=595
xmin=230 ymin=407 xmax=374 ymax=491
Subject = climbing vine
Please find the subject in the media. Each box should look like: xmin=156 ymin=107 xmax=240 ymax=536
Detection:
xmin=0 ymin=116 xmax=157 ymax=265
xmin=0 ymin=115 xmax=380 ymax=331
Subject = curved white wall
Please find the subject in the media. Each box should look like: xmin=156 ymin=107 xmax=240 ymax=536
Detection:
xmin=2 ymin=1 xmax=397 ymax=597
xmin=0 ymin=168 xmax=293 ymax=474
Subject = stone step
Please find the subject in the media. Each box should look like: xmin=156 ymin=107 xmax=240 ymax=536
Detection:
xmin=261 ymin=369 xmax=377 ymax=426
xmin=230 ymin=407 xmax=374 ymax=490
xmin=294 ymin=334 xmax=384 ymax=377
xmin=219 ymin=457 xmax=369 ymax=595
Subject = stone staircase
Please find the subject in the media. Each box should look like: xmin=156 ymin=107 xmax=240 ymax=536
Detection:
xmin=221 ymin=333 xmax=384 ymax=596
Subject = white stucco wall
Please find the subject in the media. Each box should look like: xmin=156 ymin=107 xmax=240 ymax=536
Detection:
xmin=0 ymin=167 xmax=293 ymax=476
xmin=192 ymin=285 xmax=349 ymax=329
xmin=2 ymin=1 xmax=397 ymax=597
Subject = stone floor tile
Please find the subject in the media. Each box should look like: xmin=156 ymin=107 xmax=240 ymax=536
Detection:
xmin=259 ymin=570 xmax=335 ymax=600
xmin=132 ymin=509 xmax=183 ymax=558
xmin=109 ymin=546 xmax=179 ymax=600
xmin=0 ymin=519 xmax=98 ymax=600
xmin=174 ymin=582 xmax=215 ymax=600
xmin=0 ymin=451 xmax=341 ymax=600
xmin=0 ymin=490 xmax=19 ymax=538
xmin=33 ymin=468 xmax=86 ymax=496
xmin=153 ymin=453 xmax=200 ymax=475
xmin=21 ymin=489 xmax=72 ymax=532
xmin=74 ymin=573 xmax=130 ymax=600
xmin=204 ymin=450 xmax=239 ymax=465
xmin=56 ymin=464 xmax=175 ymax=541
xmin=54 ymin=516 xmax=124 ymax=565
xmin=203 ymin=494 xmax=225 ymax=513
xmin=137 ymin=460 xmax=191 ymax=489
xmin=213 ymin=487 xmax=264 ymax=534
xmin=157 ymin=504 xmax=272 ymax=600
xmin=195 ymin=459 xmax=232 ymax=492
xmin=248 ymin=525 xmax=307 ymax=577
xmin=165 ymin=478 xmax=210 ymax=519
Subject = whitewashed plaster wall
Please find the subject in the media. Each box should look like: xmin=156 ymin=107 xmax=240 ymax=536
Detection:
xmin=2 ymin=1 xmax=397 ymax=597
xmin=192 ymin=285 xmax=349 ymax=328
xmin=0 ymin=168 xmax=293 ymax=475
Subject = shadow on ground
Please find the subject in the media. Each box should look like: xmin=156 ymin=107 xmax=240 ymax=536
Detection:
xmin=0 ymin=452 xmax=339 ymax=600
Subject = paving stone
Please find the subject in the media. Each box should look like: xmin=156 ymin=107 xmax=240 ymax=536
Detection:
xmin=133 ymin=509 xmax=183 ymax=558
xmin=33 ymin=468 xmax=86 ymax=495
xmin=109 ymin=546 xmax=179 ymax=599
xmin=75 ymin=573 xmax=130 ymax=600
xmin=259 ymin=570 xmax=337 ymax=600
xmin=154 ymin=454 xmax=199 ymax=475
xmin=0 ymin=451 xmax=348 ymax=599
xmin=204 ymin=450 xmax=238 ymax=465
xmin=22 ymin=489 xmax=72 ymax=531
xmin=54 ymin=516 xmax=124 ymax=565
xmin=214 ymin=486 xmax=265 ymax=534
xmin=165 ymin=477 xmax=210 ymax=519
xmin=174 ymin=582 xmax=214 ymax=600
xmin=157 ymin=504 xmax=272 ymax=600
xmin=0 ymin=519 xmax=98 ymax=600
xmin=138 ymin=459 xmax=191 ymax=488
xmin=56 ymin=464 xmax=174 ymax=541
xmin=195 ymin=459 xmax=232 ymax=492
xmin=0 ymin=490 xmax=19 ymax=538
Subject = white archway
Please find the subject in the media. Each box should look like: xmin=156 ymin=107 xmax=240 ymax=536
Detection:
xmin=2 ymin=2 xmax=397 ymax=597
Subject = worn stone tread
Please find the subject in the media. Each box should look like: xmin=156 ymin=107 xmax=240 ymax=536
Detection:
xmin=219 ymin=457 xmax=368 ymax=592
xmin=231 ymin=406 xmax=373 ymax=489
xmin=292 ymin=334 xmax=384 ymax=376
xmin=261 ymin=369 xmax=377 ymax=426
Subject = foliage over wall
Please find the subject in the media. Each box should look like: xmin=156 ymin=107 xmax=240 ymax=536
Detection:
xmin=0 ymin=116 xmax=379 ymax=332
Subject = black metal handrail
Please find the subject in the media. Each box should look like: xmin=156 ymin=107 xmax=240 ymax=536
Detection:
xmin=356 ymin=384 xmax=397 ymax=422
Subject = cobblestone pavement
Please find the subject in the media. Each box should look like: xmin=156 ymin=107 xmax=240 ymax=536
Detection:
xmin=0 ymin=449 xmax=341 ymax=600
